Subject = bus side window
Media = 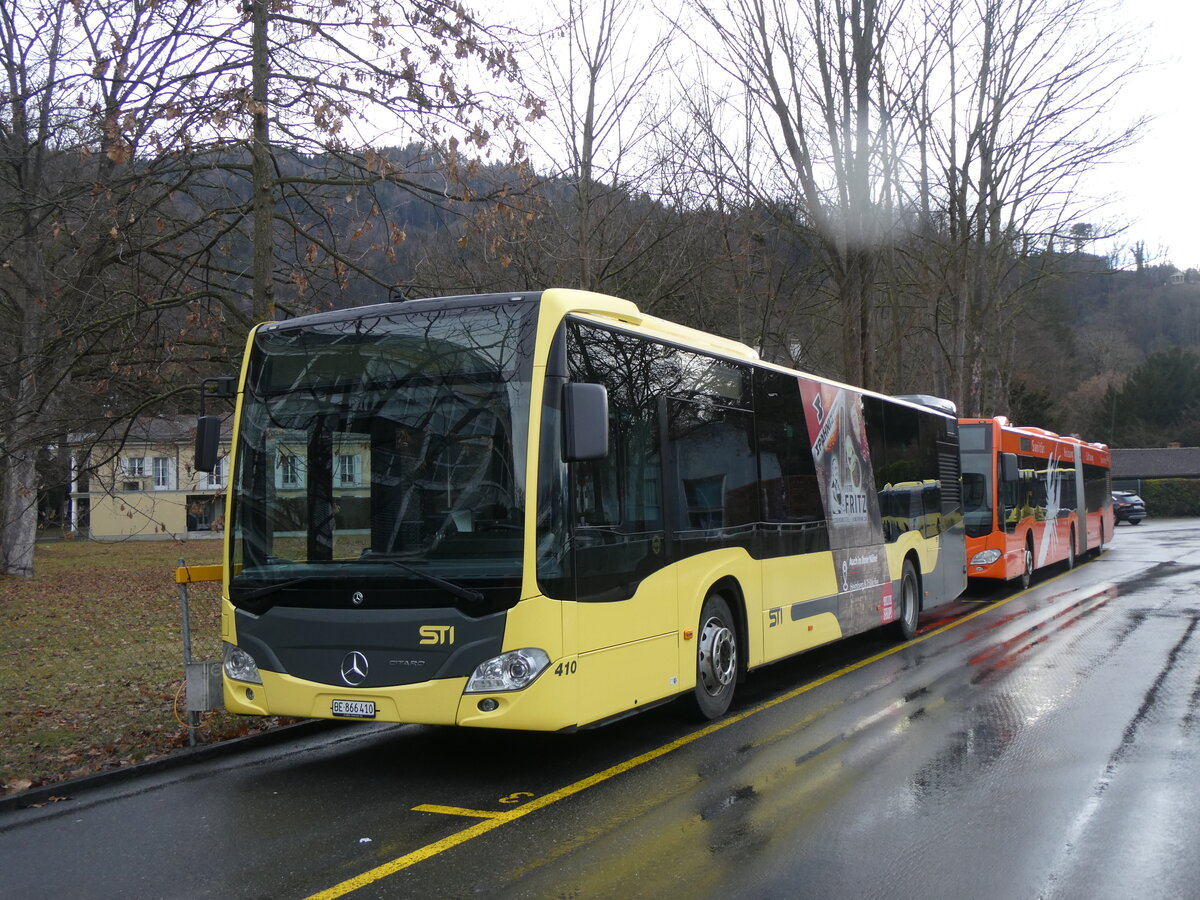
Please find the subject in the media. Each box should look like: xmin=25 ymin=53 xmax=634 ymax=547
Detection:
xmin=753 ymin=370 xmax=828 ymax=556
xmin=566 ymin=320 xmax=669 ymax=602
xmin=668 ymin=397 xmax=756 ymax=546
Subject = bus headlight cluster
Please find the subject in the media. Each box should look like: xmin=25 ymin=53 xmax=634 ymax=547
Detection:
xmin=223 ymin=642 xmax=262 ymax=684
xmin=970 ymin=549 xmax=1002 ymax=566
xmin=465 ymin=648 xmax=550 ymax=693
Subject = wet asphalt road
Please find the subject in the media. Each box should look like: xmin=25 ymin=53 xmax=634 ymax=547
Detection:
xmin=3 ymin=518 xmax=1199 ymax=899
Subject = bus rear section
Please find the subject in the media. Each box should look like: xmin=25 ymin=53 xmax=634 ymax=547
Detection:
xmin=960 ymin=417 xmax=1112 ymax=587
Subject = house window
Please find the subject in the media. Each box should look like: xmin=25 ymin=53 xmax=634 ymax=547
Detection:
xmin=279 ymin=453 xmax=303 ymax=488
xmin=153 ymin=457 xmax=174 ymax=490
xmin=124 ymin=457 xmax=146 ymax=478
xmin=205 ymin=456 xmax=228 ymax=489
xmin=337 ymin=454 xmax=361 ymax=487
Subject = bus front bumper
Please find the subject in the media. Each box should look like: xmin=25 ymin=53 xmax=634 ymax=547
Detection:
xmin=223 ymin=660 xmax=580 ymax=731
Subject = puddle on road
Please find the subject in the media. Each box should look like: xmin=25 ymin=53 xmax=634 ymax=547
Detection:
xmin=1108 ymin=561 xmax=1200 ymax=599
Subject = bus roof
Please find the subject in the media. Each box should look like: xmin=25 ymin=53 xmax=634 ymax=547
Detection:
xmin=960 ymin=416 xmax=1111 ymax=460
xmin=252 ymin=288 xmax=959 ymax=421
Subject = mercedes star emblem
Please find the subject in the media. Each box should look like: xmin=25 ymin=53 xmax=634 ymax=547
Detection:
xmin=340 ymin=651 xmax=369 ymax=686
xmin=351 ymin=591 xmax=365 ymax=606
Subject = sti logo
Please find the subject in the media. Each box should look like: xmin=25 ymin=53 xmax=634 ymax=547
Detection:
xmin=419 ymin=625 xmax=456 ymax=646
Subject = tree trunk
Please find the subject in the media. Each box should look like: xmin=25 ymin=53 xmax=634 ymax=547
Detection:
xmin=0 ymin=452 xmax=38 ymax=577
xmin=250 ymin=0 xmax=275 ymax=322
xmin=2 ymin=298 xmax=42 ymax=576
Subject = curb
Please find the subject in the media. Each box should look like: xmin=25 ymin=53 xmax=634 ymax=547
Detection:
xmin=0 ymin=718 xmax=341 ymax=815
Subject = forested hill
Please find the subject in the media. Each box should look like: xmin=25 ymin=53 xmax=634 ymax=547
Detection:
xmin=1007 ymin=252 xmax=1200 ymax=446
xmin=178 ymin=144 xmax=1200 ymax=449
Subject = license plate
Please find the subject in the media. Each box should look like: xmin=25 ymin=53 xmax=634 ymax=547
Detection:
xmin=331 ymin=699 xmax=376 ymax=719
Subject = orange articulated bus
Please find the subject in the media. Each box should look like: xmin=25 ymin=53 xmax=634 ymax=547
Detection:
xmin=959 ymin=417 xmax=1113 ymax=587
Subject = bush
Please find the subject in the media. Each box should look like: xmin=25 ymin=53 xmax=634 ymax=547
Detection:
xmin=1141 ymin=479 xmax=1200 ymax=517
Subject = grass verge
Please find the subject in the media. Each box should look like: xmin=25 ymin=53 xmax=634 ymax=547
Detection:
xmin=0 ymin=539 xmax=294 ymax=796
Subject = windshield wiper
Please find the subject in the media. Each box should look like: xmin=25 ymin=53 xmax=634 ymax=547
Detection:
xmin=234 ymin=575 xmax=324 ymax=602
xmin=235 ymin=559 xmax=486 ymax=606
xmin=362 ymin=554 xmax=485 ymax=605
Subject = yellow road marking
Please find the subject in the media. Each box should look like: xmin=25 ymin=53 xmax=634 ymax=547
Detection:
xmin=309 ymin=572 xmax=1082 ymax=899
xmin=411 ymin=804 xmax=506 ymax=819
xmin=499 ymin=791 xmax=535 ymax=804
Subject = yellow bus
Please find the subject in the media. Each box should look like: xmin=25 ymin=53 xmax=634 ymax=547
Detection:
xmin=196 ymin=289 xmax=967 ymax=730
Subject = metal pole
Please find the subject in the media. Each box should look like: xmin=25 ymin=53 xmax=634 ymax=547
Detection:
xmin=177 ymin=557 xmax=199 ymax=745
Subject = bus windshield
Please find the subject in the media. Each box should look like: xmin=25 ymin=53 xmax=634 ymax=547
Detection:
xmin=959 ymin=424 xmax=994 ymax=537
xmin=228 ymin=300 xmax=537 ymax=610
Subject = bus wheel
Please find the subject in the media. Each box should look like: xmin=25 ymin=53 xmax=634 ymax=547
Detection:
xmin=692 ymin=593 xmax=738 ymax=720
xmin=1067 ymin=530 xmax=1076 ymax=570
xmin=1020 ymin=540 xmax=1034 ymax=590
xmin=895 ymin=559 xmax=920 ymax=641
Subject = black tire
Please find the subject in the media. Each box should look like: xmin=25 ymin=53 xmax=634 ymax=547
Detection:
xmin=1020 ymin=540 xmax=1034 ymax=590
xmin=1131 ymin=518 xmax=1142 ymax=525
xmin=692 ymin=593 xmax=738 ymax=720
xmin=895 ymin=559 xmax=920 ymax=641
xmin=1066 ymin=530 xmax=1076 ymax=570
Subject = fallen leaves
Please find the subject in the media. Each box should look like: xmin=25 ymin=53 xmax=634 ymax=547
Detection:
xmin=0 ymin=540 xmax=291 ymax=796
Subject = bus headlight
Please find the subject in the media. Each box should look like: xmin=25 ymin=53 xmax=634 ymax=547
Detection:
xmin=970 ymin=549 xmax=1002 ymax=566
xmin=223 ymin=642 xmax=262 ymax=684
xmin=465 ymin=649 xmax=550 ymax=693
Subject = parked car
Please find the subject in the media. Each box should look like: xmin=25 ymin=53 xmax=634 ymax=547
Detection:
xmin=1112 ymin=490 xmax=1147 ymax=524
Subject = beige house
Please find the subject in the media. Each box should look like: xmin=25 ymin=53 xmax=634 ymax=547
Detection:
xmin=70 ymin=417 xmax=231 ymax=540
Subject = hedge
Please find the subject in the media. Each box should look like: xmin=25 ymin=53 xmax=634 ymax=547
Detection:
xmin=1139 ymin=479 xmax=1200 ymax=517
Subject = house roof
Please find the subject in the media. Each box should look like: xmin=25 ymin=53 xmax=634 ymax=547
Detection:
xmin=1110 ymin=447 xmax=1200 ymax=480
xmin=69 ymin=414 xmax=233 ymax=446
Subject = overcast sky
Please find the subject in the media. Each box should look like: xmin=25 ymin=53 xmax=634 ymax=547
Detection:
xmin=1097 ymin=2 xmax=1200 ymax=269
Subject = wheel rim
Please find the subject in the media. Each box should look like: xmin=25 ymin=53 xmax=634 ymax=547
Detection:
xmin=698 ymin=614 xmax=736 ymax=697
xmin=903 ymin=574 xmax=918 ymax=629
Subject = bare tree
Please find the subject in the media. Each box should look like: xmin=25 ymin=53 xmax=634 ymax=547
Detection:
xmin=894 ymin=0 xmax=1144 ymax=413
xmin=685 ymin=0 xmax=904 ymax=390
xmin=0 ymin=0 xmax=233 ymax=576
xmin=653 ymin=68 xmax=840 ymax=368
xmin=679 ymin=0 xmax=1143 ymax=404
xmin=0 ymin=0 xmax=533 ymax=577
xmin=233 ymin=0 xmax=538 ymax=319
xmin=508 ymin=0 xmax=685 ymax=295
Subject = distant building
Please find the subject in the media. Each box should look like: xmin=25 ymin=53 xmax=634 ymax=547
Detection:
xmin=69 ymin=417 xmax=231 ymax=540
xmin=1110 ymin=446 xmax=1200 ymax=490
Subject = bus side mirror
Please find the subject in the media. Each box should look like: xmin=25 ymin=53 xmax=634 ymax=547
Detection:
xmin=1000 ymin=452 xmax=1019 ymax=484
xmin=195 ymin=376 xmax=235 ymax=473
xmin=195 ymin=416 xmax=222 ymax=473
xmin=563 ymin=382 xmax=609 ymax=462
